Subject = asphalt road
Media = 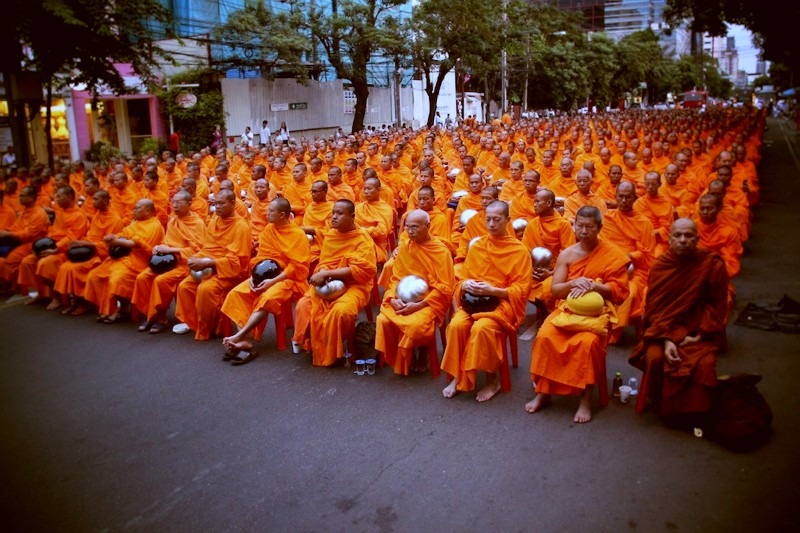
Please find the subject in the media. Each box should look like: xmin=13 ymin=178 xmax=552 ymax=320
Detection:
xmin=1 ymin=117 xmax=798 ymax=532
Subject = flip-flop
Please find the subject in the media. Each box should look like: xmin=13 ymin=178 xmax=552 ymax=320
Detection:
xmin=231 ymin=350 xmax=258 ymax=366
xmin=222 ymin=345 xmax=241 ymax=361
xmin=103 ymin=313 xmax=129 ymax=324
xmin=149 ymin=322 xmax=170 ymax=334
xmin=138 ymin=320 xmax=152 ymax=332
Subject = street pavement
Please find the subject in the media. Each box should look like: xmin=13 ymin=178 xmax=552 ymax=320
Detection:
xmin=1 ymin=116 xmax=799 ymax=531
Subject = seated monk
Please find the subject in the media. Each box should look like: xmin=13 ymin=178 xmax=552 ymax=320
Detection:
xmin=53 ymin=191 xmax=124 ymax=315
xmin=131 ymin=190 xmax=206 ymax=333
xmin=659 ymin=164 xmax=693 ymax=219
xmin=84 ymin=199 xmax=165 ymax=322
xmin=301 ymin=180 xmax=333 ymax=269
xmin=563 ymin=169 xmax=607 ymax=224
xmin=174 ymin=189 xmax=252 ymax=340
xmin=508 ymin=170 xmax=541 ymax=222
xmin=498 ymin=160 xmax=525 ymax=202
xmin=454 ymin=186 xmax=509 ymax=280
xmin=326 ymin=166 xmax=355 ymax=203
xmin=17 ymin=186 xmax=88 ymax=309
xmin=451 ymin=173 xmax=485 ymax=245
xmin=108 ymin=171 xmax=138 ymax=224
xmin=375 ymin=209 xmax=454 ymax=375
xmin=696 ymin=194 xmax=741 ymax=315
xmin=283 ymin=163 xmax=312 ymax=220
xmin=634 ymin=171 xmax=676 ymax=256
xmin=527 ymin=206 xmax=630 ymax=423
xmin=221 ymin=198 xmax=310 ymax=364
xmin=441 ymin=200 xmax=532 ymax=402
xmin=595 ymin=164 xmax=623 ymax=209
xmin=246 ymin=177 xmax=275 ymax=244
xmin=0 ymin=186 xmax=50 ymax=293
xmin=629 ymin=218 xmax=729 ymax=427
xmin=601 ymin=181 xmax=656 ymax=343
xmin=181 ymin=177 xmax=210 ymax=224
xmin=142 ymin=170 xmax=170 ymax=227
xmin=218 ymin=179 xmax=250 ymax=220
xmin=291 ymin=200 xmax=377 ymax=366
xmin=522 ymin=188 xmax=575 ymax=316
xmin=355 ymin=177 xmax=394 ymax=264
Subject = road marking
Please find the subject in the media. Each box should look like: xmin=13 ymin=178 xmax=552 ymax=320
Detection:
xmin=777 ymin=118 xmax=800 ymax=171
xmin=0 ymin=295 xmax=29 ymax=311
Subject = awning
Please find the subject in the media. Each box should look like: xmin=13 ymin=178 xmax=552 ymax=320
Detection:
xmin=781 ymin=88 xmax=796 ymax=97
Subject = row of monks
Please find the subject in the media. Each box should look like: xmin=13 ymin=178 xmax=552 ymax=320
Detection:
xmin=0 ymin=106 xmax=763 ymax=417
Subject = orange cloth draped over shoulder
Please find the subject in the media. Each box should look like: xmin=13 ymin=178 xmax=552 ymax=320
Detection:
xmin=292 ymin=227 xmax=377 ymax=366
xmin=53 ymin=210 xmax=124 ymax=298
xmin=221 ymin=222 xmax=310 ymax=340
xmin=326 ymin=182 xmax=355 ymax=203
xmin=440 ymin=235 xmax=532 ymax=392
xmin=522 ymin=213 xmax=575 ymax=307
xmin=355 ymin=199 xmax=394 ymax=263
xmin=375 ymin=237 xmax=455 ymax=375
xmin=302 ymin=200 xmax=333 ymax=264
xmin=530 ymin=239 xmax=630 ymax=395
xmin=563 ymin=191 xmax=607 ymax=223
xmin=131 ymin=212 xmax=206 ymax=322
xmin=174 ymin=214 xmax=252 ymax=340
xmin=0 ymin=205 xmax=50 ymax=282
xmin=601 ymin=209 xmax=655 ymax=322
xmin=283 ymin=180 xmax=312 ymax=219
xmin=17 ymin=206 xmax=89 ymax=295
xmin=629 ymin=248 xmax=729 ymax=416
xmin=109 ymin=187 xmax=138 ymax=224
xmin=633 ymin=194 xmax=675 ymax=256
xmin=508 ymin=191 xmax=537 ymax=222
xmin=697 ymin=219 xmax=742 ymax=279
xmin=84 ymin=217 xmax=164 ymax=316
xmin=498 ymin=178 xmax=524 ymax=203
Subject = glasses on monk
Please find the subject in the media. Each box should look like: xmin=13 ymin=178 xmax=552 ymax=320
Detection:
xmin=405 ymin=224 xmax=421 ymax=231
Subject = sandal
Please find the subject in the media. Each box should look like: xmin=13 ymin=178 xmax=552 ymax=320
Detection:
xmin=138 ymin=320 xmax=152 ymax=332
xmin=148 ymin=322 xmax=170 ymax=334
xmin=222 ymin=345 xmax=241 ymax=361
xmin=231 ymin=350 xmax=259 ymax=366
xmin=103 ymin=313 xmax=129 ymax=324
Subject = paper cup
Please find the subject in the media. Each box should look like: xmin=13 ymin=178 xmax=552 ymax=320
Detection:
xmin=619 ymin=385 xmax=632 ymax=403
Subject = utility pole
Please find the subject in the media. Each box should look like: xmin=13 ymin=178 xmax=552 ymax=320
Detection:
xmin=501 ymin=0 xmax=508 ymax=116
xmin=394 ymin=58 xmax=401 ymax=128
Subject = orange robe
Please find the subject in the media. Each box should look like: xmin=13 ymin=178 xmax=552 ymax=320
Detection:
xmin=563 ymin=191 xmax=607 ymax=223
xmin=659 ymin=182 xmax=694 ymax=218
xmin=601 ymin=209 xmax=656 ymax=336
xmin=634 ymin=194 xmax=675 ymax=256
xmin=283 ymin=179 xmax=312 ymax=219
xmin=508 ymin=191 xmax=537 ymax=222
xmin=0 ymin=204 xmax=15 ymax=228
xmin=247 ymin=194 xmax=271 ymax=240
xmin=522 ymin=213 xmax=576 ymax=307
xmin=17 ymin=206 xmax=89 ymax=296
xmin=530 ymin=239 xmax=630 ymax=395
xmin=547 ymin=175 xmax=578 ymax=199
xmin=375 ymin=237 xmax=455 ymax=375
xmin=175 ymin=214 xmax=252 ymax=340
xmin=109 ymin=186 xmax=138 ymax=224
xmin=131 ymin=212 xmax=207 ymax=322
xmin=697 ymin=219 xmax=742 ymax=279
xmin=326 ymin=182 xmax=356 ymax=203
xmin=221 ymin=222 xmax=310 ymax=340
xmin=355 ymin=199 xmax=394 ymax=263
xmin=498 ymin=177 xmax=524 ymax=203
xmin=302 ymin=200 xmax=333 ymax=265
xmin=190 ymin=195 xmax=210 ymax=224
xmin=143 ymin=188 xmax=170 ymax=227
xmin=53 ymin=210 xmax=124 ymax=298
xmin=0 ymin=205 xmax=50 ymax=283
xmin=629 ymin=248 xmax=729 ymax=416
xmin=84 ymin=217 xmax=165 ymax=316
xmin=441 ymin=235 xmax=532 ymax=392
xmin=291 ymin=227 xmax=377 ymax=366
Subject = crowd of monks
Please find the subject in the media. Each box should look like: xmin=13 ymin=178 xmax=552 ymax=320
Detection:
xmin=0 ymin=104 xmax=764 ymax=425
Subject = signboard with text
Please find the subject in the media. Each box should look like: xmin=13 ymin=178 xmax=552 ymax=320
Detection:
xmin=270 ymin=103 xmax=289 ymax=112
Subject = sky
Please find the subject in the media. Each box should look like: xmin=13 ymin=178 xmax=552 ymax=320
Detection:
xmin=727 ymin=24 xmax=761 ymax=74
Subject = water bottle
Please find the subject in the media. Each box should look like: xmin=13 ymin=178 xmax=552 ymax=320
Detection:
xmin=612 ymin=372 xmax=623 ymax=397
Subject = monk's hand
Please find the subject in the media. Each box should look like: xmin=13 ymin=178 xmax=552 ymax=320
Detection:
xmin=309 ymin=271 xmax=328 ymax=286
xmin=664 ymin=339 xmax=681 ymax=364
xmin=188 ymin=257 xmax=211 ymax=270
xmin=679 ymin=334 xmax=701 ymax=347
xmin=390 ymin=298 xmax=406 ymax=312
xmin=391 ymin=247 xmax=399 ymax=259
xmin=0 ymin=231 xmax=8 ymax=238
xmin=39 ymin=248 xmax=57 ymax=257
xmin=103 ymin=234 xmax=116 ymax=243
xmin=568 ymin=277 xmax=594 ymax=298
xmin=455 ymin=222 xmax=465 ymax=232
xmin=533 ymin=267 xmax=553 ymax=281
xmin=397 ymin=300 xmax=423 ymax=315
xmin=250 ymin=278 xmax=269 ymax=293
xmin=468 ymin=281 xmax=496 ymax=296
xmin=153 ymin=244 xmax=167 ymax=255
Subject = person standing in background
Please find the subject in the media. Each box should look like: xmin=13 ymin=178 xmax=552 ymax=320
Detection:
xmin=260 ymin=120 xmax=271 ymax=147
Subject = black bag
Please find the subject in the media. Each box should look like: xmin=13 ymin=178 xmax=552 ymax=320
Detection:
xmin=353 ymin=320 xmax=377 ymax=360
xmin=707 ymin=374 xmax=773 ymax=453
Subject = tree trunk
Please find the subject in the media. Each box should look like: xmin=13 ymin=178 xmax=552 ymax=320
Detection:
xmin=425 ymin=67 xmax=450 ymax=127
xmin=351 ymin=79 xmax=369 ymax=133
xmin=45 ymin=82 xmax=53 ymax=169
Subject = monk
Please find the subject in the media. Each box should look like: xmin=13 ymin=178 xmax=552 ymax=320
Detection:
xmin=283 ymin=163 xmax=312 ymax=220
xmin=706 ymin=179 xmax=748 ymax=242
xmin=376 ymin=209 xmax=455 ymax=375
xmin=247 ymin=177 xmax=275 ymax=243
xmin=326 ymin=166 xmax=355 ymax=202
xmin=547 ymin=157 xmax=578 ymax=198
xmin=595 ymin=165 xmax=623 ymax=209
xmin=498 ymin=160 xmax=525 ymax=202
xmin=221 ymin=198 xmax=310 ymax=363
xmin=563 ymin=169 xmax=607 ymax=223
xmin=629 ymin=218 xmax=728 ymax=425
xmin=601 ymin=181 xmax=656 ymax=342
xmin=508 ymin=170 xmax=541 ymax=222
xmin=522 ymin=188 xmax=576 ymax=315
xmin=174 ymin=189 xmax=252 ymax=341
xmin=622 ymin=152 xmax=646 ymax=196
xmin=84 ymin=199 xmax=165 ymax=322
xmin=0 ymin=186 xmax=50 ymax=292
xmin=659 ymin=164 xmax=693 ymax=218
xmin=108 ymin=171 xmax=138 ymax=224
xmin=454 ymin=186 xmax=505 ymax=279
xmin=291 ymin=200 xmax=377 ymax=366
xmin=527 ymin=206 xmax=630 ymax=423
xmin=17 ymin=186 xmax=88 ymax=308
xmin=301 ymin=180 xmax=334 ymax=268
xmin=131 ymin=190 xmax=206 ymax=333
xmin=452 ymin=173 xmax=485 ymax=238
xmin=441 ymin=200 xmax=532 ymax=402
xmin=634 ymin=171 xmax=675 ymax=256
xmin=142 ymin=170 xmax=170 ymax=227
xmin=355 ymin=177 xmax=393 ymax=264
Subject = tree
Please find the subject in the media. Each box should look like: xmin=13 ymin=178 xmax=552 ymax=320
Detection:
xmin=212 ymin=1 xmax=312 ymax=80
xmin=663 ymin=0 xmax=797 ymax=85
xmin=157 ymin=69 xmax=226 ymax=154
xmin=407 ymin=0 xmax=498 ymax=127
xmin=3 ymin=0 xmax=174 ymax=166
xmin=308 ymin=0 xmax=407 ymax=133
xmin=611 ymin=30 xmax=670 ymax=104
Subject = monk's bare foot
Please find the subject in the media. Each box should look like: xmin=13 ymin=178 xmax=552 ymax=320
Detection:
xmin=70 ymin=303 xmax=90 ymax=316
xmin=476 ymin=379 xmax=501 ymax=402
xmin=61 ymin=303 xmax=77 ymax=316
xmin=224 ymin=338 xmax=253 ymax=353
xmin=46 ymin=299 xmax=63 ymax=311
xmin=442 ymin=380 xmax=458 ymax=399
xmin=573 ymin=397 xmax=592 ymax=423
xmin=525 ymin=393 xmax=551 ymax=414
xmin=223 ymin=333 xmax=244 ymax=348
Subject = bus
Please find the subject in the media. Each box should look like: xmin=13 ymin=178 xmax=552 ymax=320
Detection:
xmin=680 ymin=90 xmax=708 ymax=109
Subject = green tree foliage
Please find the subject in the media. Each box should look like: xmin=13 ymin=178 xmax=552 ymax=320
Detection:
xmin=212 ymin=1 xmax=312 ymax=80
xmin=307 ymin=0 xmax=407 ymax=132
xmin=4 ymin=0 xmax=174 ymax=165
xmin=157 ymin=69 xmax=226 ymax=154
